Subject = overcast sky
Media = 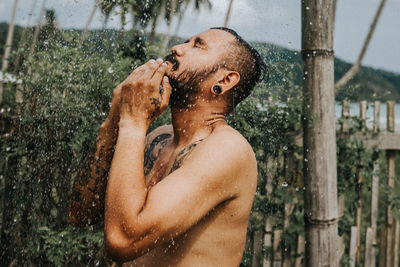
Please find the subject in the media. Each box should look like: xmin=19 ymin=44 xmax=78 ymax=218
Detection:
xmin=1 ymin=0 xmax=399 ymax=74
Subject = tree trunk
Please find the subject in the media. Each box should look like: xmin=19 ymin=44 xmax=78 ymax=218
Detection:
xmin=102 ymin=13 xmax=110 ymax=29
xmin=13 ymin=0 xmax=38 ymax=72
xmin=335 ymin=0 xmax=387 ymax=88
xmin=224 ymin=0 xmax=234 ymax=27
xmin=0 ymin=0 xmax=19 ymax=104
xmin=162 ymin=0 xmax=178 ymax=52
xmin=27 ymin=0 xmax=47 ymax=75
xmin=83 ymin=1 xmax=98 ymax=35
xmin=301 ymin=1 xmax=339 ymax=266
xmin=149 ymin=16 xmax=158 ymax=45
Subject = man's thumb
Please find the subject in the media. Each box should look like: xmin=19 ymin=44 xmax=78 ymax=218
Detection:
xmin=161 ymin=76 xmax=172 ymax=106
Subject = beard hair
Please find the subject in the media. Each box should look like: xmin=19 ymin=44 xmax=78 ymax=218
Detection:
xmin=167 ymin=65 xmax=220 ymax=109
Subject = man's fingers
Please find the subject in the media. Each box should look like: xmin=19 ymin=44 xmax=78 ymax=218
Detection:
xmin=142 ymin=58 xmax=163 ymax=78
xmin=161 ymin=76 xmax=172 ymax=108
xmin=152 ymin=62 xmax=168 ymax=84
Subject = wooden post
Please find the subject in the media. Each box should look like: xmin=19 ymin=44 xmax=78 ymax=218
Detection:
xmin=373 ymin=101 xmax=381 ymax=133
xmin=364 ymin=227 xmax=376 ymax=267
xmin=349 ymin=226 xmax=359 ymax=267
xmin=263 ymin=157 xmax=276 ymax=267
xmin=252 ymin=230 xmax=264 ymax=267
xmin=294 ymin=235 xmax=305 ymax=267
xmin=365 ymin=101 xmax=380 ymax=267
xmin=273 ymin=230 xmax=282 ymax=267
xmin=302 ymin=1 xmax=339 ymax=266
xmin=360 ymin=100 xmax=367 ymax=131
xmin=354 ymin=101 xmax=367 ymax=264
xmin=282 ymin=155 xmax=294 ymax=267
xmin=385 ymin=101 xmax=395 ymax=267
xmin=341 ymin=100 xmax=351 ymax=133
xmin=394 ymin=221 xmax=400 ymax=267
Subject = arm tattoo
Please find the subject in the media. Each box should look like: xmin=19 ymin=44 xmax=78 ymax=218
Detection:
xmin=144 ymin=133 xmax=171 ymax=175
xmin=169 ymin=139 xmax=204 ymax=174
xmin=149 ymin=97 xmax=161 ymax=120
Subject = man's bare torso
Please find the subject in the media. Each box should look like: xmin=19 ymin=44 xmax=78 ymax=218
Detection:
xmin=124 ymin=124 xmax=257 ymax=267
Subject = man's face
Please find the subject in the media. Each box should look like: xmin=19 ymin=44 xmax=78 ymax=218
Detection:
xmin=164 ymin=29 xmax=235 ymax=107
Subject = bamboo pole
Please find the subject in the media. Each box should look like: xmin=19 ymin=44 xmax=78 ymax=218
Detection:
xmin=364 ymin=227 xmax=375 ymax=267
xmin=301 ymin=1 xmax=339 ymax=266
xmin=341 ymin=100 xmax=350 ymax=133
xmin=349 ymin=226 xmax=359 ymax=267
xmin=0 ymin=0 xmax=19 ymax=104
xmin=354 ymin=101 xmax=367 ymax=264
xmin=294 ymin=235 xmax=305 ymax=267
xmin=365 ymin=101 xmax=380 ymax=267
xmin=282 ymin=156 xmax=294 ymax=267
xmin=385 ymin=101 xmax=395 ymax=267
xmin=263 ymin=156 xmax=276 ymax=267
xmin=394 ymin=221 xmax=400 ymax=267
xmin=252 ymin=230 xmax=264 ymax=267
xmin=273 ymin=230 xmax=282 ymax=267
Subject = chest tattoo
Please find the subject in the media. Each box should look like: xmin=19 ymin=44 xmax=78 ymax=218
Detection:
xmin=144 ymin=133 xmax=172 ymax=175
xmin=168 ymin=139 xmax=204 ymax=174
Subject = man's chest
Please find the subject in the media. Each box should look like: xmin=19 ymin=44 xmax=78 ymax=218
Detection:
xmin=144 ymin=134 xmax=203 ymax=188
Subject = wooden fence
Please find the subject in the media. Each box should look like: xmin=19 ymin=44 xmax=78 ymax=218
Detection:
xmin=248 ymin=101 xmax=400 ymax=267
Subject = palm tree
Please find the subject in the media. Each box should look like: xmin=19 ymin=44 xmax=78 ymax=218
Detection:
xmin=224 ymin=0 xmax=234 ymax=27
xmin=161 ymin=0 xmax=212 ymax=51
xmin=82 ymin=0 xmax=100 ymax=36
xmin=0 ymin=0 xmax=19 ymax=104
xmin=99 ymin=0 xmax=118 ymax=29
xmin=174 ymin=0 xmax=211 ymax=37
xmin=335 ymin=0 xmax=387 ymax=87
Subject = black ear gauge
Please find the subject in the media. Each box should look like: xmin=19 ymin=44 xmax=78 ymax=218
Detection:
xmin=212 ymin=85 xmax=222 ymax=95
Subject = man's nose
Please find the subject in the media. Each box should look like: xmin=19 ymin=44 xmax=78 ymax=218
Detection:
xmin=171 ymin=43 xmax=185 ymax=56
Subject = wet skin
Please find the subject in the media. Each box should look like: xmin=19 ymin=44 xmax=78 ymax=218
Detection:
xmin=68 ymin=29 xmax=257 ymax=266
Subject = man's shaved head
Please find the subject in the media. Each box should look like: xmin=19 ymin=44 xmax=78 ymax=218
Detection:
xmin=210 ymin=27 xmax=267 ymax=107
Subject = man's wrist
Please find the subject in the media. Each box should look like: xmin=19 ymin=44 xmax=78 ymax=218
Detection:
xmin=118 ymin=118 xmax=148 ymax=135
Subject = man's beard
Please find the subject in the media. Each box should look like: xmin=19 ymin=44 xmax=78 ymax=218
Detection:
xmin=165 ymin=53 xmax=220 ymax=109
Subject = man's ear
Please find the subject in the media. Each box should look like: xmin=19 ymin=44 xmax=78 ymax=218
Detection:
xmin=211 ymin=71 xmax=240 ymax=95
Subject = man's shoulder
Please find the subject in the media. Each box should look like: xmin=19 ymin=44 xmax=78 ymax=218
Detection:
xmin=145 ymin=124 xmax=173 ymax=146
xmin=209 ymin=125 xmax=255 ymax=157
xmin=197 ymin=125 xmax=257 ymax=175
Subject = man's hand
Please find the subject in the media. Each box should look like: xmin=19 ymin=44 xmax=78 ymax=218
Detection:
xmin=119 ymin=59 xmax=172 ymax=129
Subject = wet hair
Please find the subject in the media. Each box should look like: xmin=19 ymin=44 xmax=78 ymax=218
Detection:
xmin=210 ymin=27 xmax=267 ymax=108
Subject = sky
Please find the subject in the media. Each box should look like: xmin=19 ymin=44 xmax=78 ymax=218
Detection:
xmin=0 ymin=0 xmax=399 ymax=74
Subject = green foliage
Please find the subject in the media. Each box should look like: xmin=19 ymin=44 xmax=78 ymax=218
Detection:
xmin=0 ymin=29 xmax=146 ymax=265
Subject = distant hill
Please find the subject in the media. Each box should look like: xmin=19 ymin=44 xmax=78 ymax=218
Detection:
xmin=1 ymin=22 xmax=399 ymax=102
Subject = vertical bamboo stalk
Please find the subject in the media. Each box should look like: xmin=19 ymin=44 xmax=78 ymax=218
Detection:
xmin=341 ymin=100 xmax=350 ymax=133
xmin=394 ymin=221 xmax=400 ymax=267
xmin=273 ymin=230 xmax=282 ymax=267
xmin=360 ymin=100 xmax=367 ymax=131
xmin=373 ymin=101 xmax=381 ymax=133
xmin=294 ymin=235 xmax=305 ymax=267
xmin=349 ymin=226 xmax=359 ymax=267
xmin=0 ymin=0 xmax=19 ymax=104
xmin=364 ymin=227 xmax=376 ymax=267
xmin=385 ymin=101 xmax=395 ymax=267
xmin=338 ymin=194 xmax=346 ymax=258
xmin=282 ymin=155 xmax=294 ymax=267
xmin=263 ymin=157 xmax=276 ymax=267
xmin=301 ymin=1 xmax=339 ymax=266
xmin=252 ymin=230 xmax=264 ymax=267
xmin=354 ymin=101 xmax=367 ymax=264
xmin=368 ymin=101 xmax=380 ymax=266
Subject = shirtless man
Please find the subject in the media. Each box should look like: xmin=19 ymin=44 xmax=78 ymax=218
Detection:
xmin=68 ymin=27 xmax=266 ymax=266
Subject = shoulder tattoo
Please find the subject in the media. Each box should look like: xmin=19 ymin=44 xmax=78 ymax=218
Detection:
xmin=144 ymin=133 xmax=172 ymax=175
xmin=169 ymin=139 xmax=204 ymax=174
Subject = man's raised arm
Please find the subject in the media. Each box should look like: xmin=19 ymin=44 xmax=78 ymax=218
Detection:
xmin=68 ymin=84 xmax=122 ymax=227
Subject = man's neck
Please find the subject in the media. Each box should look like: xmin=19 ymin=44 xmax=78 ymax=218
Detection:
xmin=170 ymin=103 xmax=227 ymax=148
